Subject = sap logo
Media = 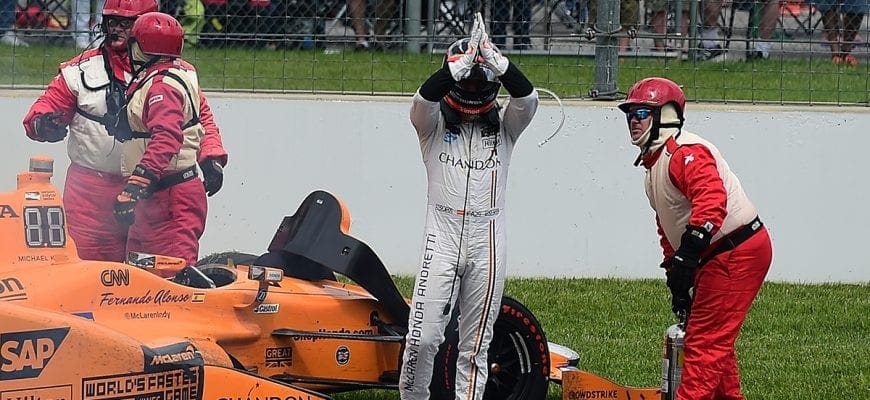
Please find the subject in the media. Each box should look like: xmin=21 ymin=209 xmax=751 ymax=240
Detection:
xmin=0 ymin=205 xmax=18 ymax=219
xmin=0 ymin=327 xmax=70 ymax=380
xmin=100 ymin=269 xmax=130 ymax=287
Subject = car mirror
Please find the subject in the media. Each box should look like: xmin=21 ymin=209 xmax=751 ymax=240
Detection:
xmin=248 ymin=265 xmax=283 ymax=283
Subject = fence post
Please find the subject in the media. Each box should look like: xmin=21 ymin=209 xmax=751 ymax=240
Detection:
xmin=406 ymin=0 xmax=422 ymax=53
xmin=592 ymin=0 xmax=620 ymax=100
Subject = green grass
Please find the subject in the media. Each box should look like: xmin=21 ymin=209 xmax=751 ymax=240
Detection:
xmin=3 ymin=44 xmax=869 ymax=104
xmin=331 ymin=277 xmax=868 ymax=400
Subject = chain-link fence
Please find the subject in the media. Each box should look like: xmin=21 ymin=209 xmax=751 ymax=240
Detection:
xmin=2 ymin=0 xmax=869 ymax=104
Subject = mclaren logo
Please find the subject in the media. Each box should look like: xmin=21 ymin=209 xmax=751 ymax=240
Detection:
xmin=0 ymin=327 xmax=70 ymax=380
xmin=150 ymin=344 xmax=198 ymax=366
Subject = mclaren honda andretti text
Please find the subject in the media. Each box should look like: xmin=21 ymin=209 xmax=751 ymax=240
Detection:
xmin=402 ymin=233 xmax=436 ymax=391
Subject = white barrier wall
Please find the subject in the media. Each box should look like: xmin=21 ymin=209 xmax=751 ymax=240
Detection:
xmin=2 ymin=91 xmax=867 ymax=283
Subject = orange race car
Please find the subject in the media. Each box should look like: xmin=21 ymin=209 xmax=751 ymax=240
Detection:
xmin=1 ymin=156 xmax=664 ymax=400
xmin=0 ymin=156 xmax=596 ymax=400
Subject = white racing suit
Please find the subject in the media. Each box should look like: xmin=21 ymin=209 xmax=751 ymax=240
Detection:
xmin=400 ymin=89 xmax=538 ymax=400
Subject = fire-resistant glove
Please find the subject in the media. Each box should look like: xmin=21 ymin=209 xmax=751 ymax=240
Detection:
xmin=113 ymin=165 xmax=158 ymax=227
xmin=445 ymin=12 xmax=484 ymax=81
xmin=666 ymin=267 xmax=694 ymax=318
xmin=30 ymin=112 xmax=69 ymax=143
xmin=477 ymin=15 xmax=509 ymax=76
xmin=664 ymin=224 xmax=712 ymax=317
xmin=199 ymin=157 xmax=224 ymax=197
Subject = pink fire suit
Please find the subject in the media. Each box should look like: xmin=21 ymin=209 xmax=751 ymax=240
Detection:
xmin=22 ymin=46 xmax=226 ymax=263
xmin=122 ymin=59 xmax=209 ymax=267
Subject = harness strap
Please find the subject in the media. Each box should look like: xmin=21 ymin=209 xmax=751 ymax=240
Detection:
xmin=154 ymin=165 xmax=198 ymax=192
xmin=701 ymin=216 xmax=764 ymax=265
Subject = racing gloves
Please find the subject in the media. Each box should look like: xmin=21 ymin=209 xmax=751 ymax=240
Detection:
xmin=199 ymin=157 xmax=224 ymax=197
xmin=445 ymin=13 xmax=484 ymax=81
xmin=30 ymin=112 xmax=69 ymax=143
xmin=113 ymin=165 xmax=158 ymax=227
xmin=478 ymin=16 xmax=509 ymax=77
xmin=664 ymin=224 xmax=712 ymax=317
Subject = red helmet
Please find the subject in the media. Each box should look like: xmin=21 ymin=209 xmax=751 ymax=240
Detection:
xmin=103 ymin=0 xmax=159 ymax=18
xmin=618 ymin=77 xmax=686 ymax=117
xmin=131 ymin=12 xmax=184 ymax=57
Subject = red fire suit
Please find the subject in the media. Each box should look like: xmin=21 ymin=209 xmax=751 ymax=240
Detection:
xmin=22 ymin=46 xmax=226 ymax=263
xmin=122 ymin=59 xmax=209 ymax=268
xmin=642 ymin=130 xmax=773 ymax=400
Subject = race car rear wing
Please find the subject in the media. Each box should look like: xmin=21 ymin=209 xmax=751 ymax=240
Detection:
xmin=263 ymin=190 xmax=410 ymax=323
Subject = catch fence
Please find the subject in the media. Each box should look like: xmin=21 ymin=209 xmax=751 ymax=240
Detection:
xmin=3 ymin=0 xmax=869 ymax=105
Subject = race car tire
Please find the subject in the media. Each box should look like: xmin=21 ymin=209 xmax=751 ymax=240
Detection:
xmin=429 ymin=296 xmax=551 ymax=400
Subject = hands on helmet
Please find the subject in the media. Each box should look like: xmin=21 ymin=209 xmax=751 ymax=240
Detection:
xmin=199 ymin=157 xmax=224 ymax=197
xmin=477 ymin=14 xmax=509 ymax=76
xmin=445 ymin=12 xmax=486 ymax=81
xmin=663 ymin=224 xmax=712 ymax=317
xmin=30 ymin=112 xmax=69 ymax=143
xmin=113 ymin=165 xmax=158 ymax=227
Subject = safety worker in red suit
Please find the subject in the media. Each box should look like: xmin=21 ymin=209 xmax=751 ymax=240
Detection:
xmin=618 ymin=77 xmax=773 ymax=400
xmin=399 ymin=14 xmax=538 ymax=400
xmin=108 ymin=11 xmax=213 ymax=272
xmin=21 ymin=0 xmax=227 ymax=263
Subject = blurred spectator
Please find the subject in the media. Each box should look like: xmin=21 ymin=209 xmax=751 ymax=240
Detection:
xmin=1 ymin=0 xmax=28 ymax=46
xmin=189 ymin=0 xmax=320 ymax=49
xmin=161 ymin=0 xmax=205 ymax=46
xmin=696 ymin=0 xmax=728 ymax=61
xmin=809 ymin=0 xmax=868 ymax=65
xmin=72 ymin=0 xmax=106 ymax=49
xmin=491 ymin=0 xmax=531 ymax=50
xmin=587 ymin=0 xmax=639 ymax=51
xmin=744 ymin=0 xmax=780 ymax=60
xmin=647 ymin=0 xmax=690 ymax=52
xmin=348 ymin=0 xmax=397 ymax=49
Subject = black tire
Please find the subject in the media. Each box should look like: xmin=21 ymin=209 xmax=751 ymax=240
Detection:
xmin=429 ymin=296 xmax=551 ymax=400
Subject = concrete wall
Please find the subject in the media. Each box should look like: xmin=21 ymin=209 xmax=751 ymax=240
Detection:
xmin=2 ymin=91 xmax=867 ymax=283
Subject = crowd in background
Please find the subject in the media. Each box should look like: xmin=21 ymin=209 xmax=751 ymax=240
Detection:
xmin=2 ymin=1 xmax=867 ymax=64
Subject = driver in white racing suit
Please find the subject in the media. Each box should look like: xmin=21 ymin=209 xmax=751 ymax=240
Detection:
xmin=400 ymin=15 xmax=538 ymax=400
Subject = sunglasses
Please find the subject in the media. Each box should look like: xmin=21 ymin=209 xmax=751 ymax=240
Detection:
xmin=625 ymin=108 xmax=653 ymax=121
xmin=104 ymin=17 xmax=135 ymax=29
